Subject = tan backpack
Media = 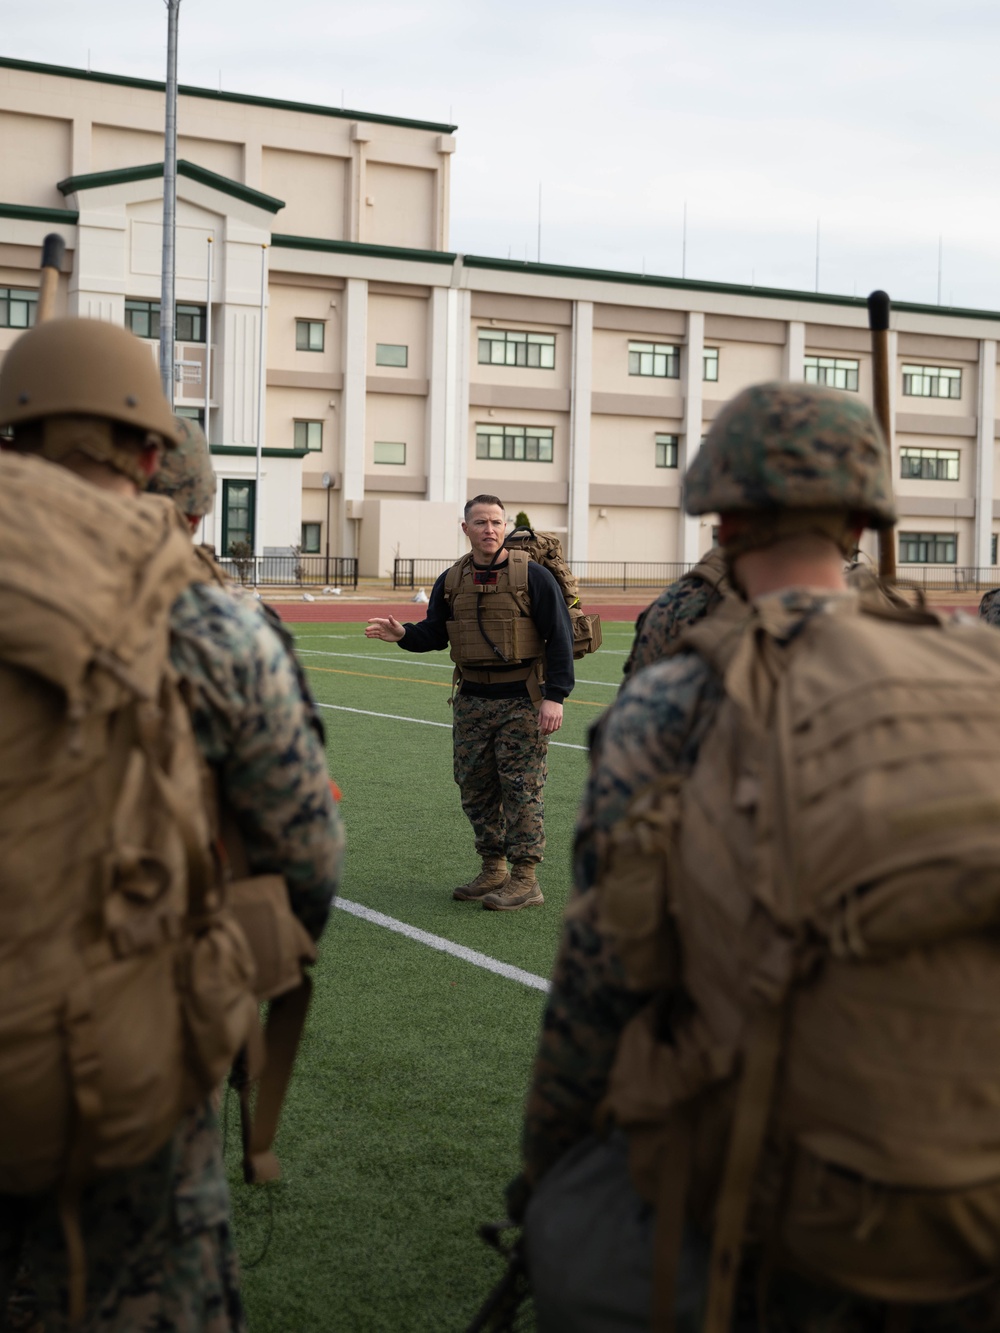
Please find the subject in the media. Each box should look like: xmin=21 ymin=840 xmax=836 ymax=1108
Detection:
xmin=596 ymin=591 xmax=1000 ymax=1328
xmin=0 ymin=456 xmax=259 ymax=1246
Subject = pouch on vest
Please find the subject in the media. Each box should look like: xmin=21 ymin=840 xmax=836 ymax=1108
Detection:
xmin=597 ymin=590 xmax=1000 ymax=1321
xmin=217 ymin=802 xmax=319 ymax=1184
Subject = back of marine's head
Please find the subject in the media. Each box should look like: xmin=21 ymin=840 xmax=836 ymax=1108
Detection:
xmin=0 ymin=317 xmax=180 ymax=487
xmin=147 ymin=416 xmax=216 ymax=528
xmin=684 ymin=380 xmax=895 ymax=556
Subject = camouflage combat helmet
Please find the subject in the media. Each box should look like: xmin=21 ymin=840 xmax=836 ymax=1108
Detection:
xmin=684 ymin=381 xmax=896 ymax=530
xmin=0 ymin=317 xmax=180 ymax=486
xmin=147 ymin=416 xmax=216 ymax=523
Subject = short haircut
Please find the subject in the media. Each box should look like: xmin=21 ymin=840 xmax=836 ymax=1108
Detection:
xmin=464 ymin=494 xmax=505 ymax=520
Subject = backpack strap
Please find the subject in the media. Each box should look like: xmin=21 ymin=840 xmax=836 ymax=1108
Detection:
xmin=687 ymin=547 xmax=729 ymax=596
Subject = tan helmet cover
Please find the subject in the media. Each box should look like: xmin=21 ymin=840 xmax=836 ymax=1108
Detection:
xmin=0 ymin=318 xmax=180 ymax=444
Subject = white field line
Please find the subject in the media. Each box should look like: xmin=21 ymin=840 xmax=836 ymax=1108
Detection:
xmin=314 ymin=700 xmax=587 ymax=750
xmin=299 ymin=648 xmax=453 ymax=669
xmin=335 ymin=898 xmax=550 ymax=992
xmin=299 ymin=647 xmax=616 ymax=689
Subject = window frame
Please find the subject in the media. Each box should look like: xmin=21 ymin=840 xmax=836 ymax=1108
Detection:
xmin=221 ymin=479 xmax=256 ymax=556
xmin=655 ymin=433 xmax=679 ymax=469
xmin=375 ymin=343 xmax=409 ymax=368
xmin=477 ymin=328 xmax=556 ymax=370
xmin=901 ymin=364 xmax=962 ymax=399
xmin=703 ymin=348 xmax=719 ymax=382
xmin=899 ymin=447 xmax=960 ymax=481
xmin=897 ymin=530 xmax=957 ymax=564
xmin=124 ymin=299 xmax=206 ymax=343
xmin=628 ymin=340 xmax=680 ymax=379
xmin=293 ymin=420 xmax=323 ymax=452
xmin=301 ymin=522 xmax=321 ymax=554
xmin=475 ymin=423 xmax=555 ymax=463
xmin=373 ymin=441 xmax=407 ymax=465
xmin=803 ymin=355 xmax=860 ymax=392
xmin=295 ymin=320 xmax=325 ymax=353
xmin=0 ymin=287 xmax=38 ymax=330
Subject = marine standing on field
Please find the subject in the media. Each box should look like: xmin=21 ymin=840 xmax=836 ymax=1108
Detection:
xmin=366 ymin=495 xmax=573 ymax=911
xmin=0 ymin=318 xmax=343 ymax=1333
xmin=510 ymin=382 xmax=1000 ymax=1331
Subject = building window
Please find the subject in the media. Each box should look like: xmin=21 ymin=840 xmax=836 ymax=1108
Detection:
xmin=993 ymin=534 xmax=998 ymax=566
xmin=902 ymin=364 xmax=961 ymax=399
xmin=628 ymin=341 xmax=679 ymax=378
xmin=0 ymin=288 xmax=37 ymax=329
xmin=124 ymin=300 xmax=206 ymax=342
xmin=703 ymin=348 xmax=719 ymax=382
xmin=655 ymin=433 xmax=679 ymax=468
xmin=375 ymin=343 xmax=408 ymax=368
xmin=296 ymin=320 xmax=325 ymax=352
xmin=175 ymin=405 xmax=205 ymax=428
xmin=478 ymin=329 xmax=555 ymax=369
xmin=373 ymin=441 xmax=406 ymax=465
xmin=898 ymin=531 xmax=957 ymax=564
xmin=124 ymin=300 xmax=158 ymax=339
xmin=804 ymin=355 xmax=859 ymax=392
xmin=294 ymin=421 xmax=323 ymax=452
xmin=476 ymin=424 xmax=554 ymax=462
xmin=221 ymin=480 xmax=255 ymax=555
xmin=899 ymin=447 xmax=959 ymax=481
xmin=176 ymin=304 xmax=206 ymax=343
xmin=301 ymin=522 xmax=321 ymax=553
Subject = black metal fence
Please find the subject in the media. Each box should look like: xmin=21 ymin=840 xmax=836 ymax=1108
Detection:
xmin=219 ymin=554 xmax=359 ymax=588
xmin=393 ymin=557 xmax=693 ymax=591
xmin=894 ymin=565 xmax=998 ymax=594
xmin=392 ymin=557 xmax=1000 ymax=596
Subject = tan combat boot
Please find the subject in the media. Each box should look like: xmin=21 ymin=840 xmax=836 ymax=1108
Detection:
xmin=453 ymin=856 xmax=509 ymax=901
xmin=482 ymin=861 xmax=543 ymax=911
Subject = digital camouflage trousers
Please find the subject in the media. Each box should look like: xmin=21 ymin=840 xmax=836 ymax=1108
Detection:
xmin=452 ymin=693 xmax=548 ymax=864
xmin=0 ymin=1102 xmax=244 ymax=1333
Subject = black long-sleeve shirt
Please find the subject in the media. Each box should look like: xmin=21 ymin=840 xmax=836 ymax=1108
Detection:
xmin=398 ymin=559 xmax=575 ymax=704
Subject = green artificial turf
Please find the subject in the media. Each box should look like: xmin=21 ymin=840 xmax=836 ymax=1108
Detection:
xmin=223 ymin=623 xmax=635 ymax=1329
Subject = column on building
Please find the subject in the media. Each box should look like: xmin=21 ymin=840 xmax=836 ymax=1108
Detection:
xmin=783 ymin=321 xmax=805 ymax=380
xmin=340 ymin=276 xmax=367 ymax=558
xmin=975 ymin=339 xmax=997 ymax=569
xmin=679 ymin=310 xmax=705 ymax=564
xmin=426 ymin=268 xmax=470 ymax=506
xmin=566 ymin=299 xmax=593 ymax=566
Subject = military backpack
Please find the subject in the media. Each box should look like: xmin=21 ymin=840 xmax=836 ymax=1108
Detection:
xmin=0 ymin=456 xmax=261 ymax=1234
xmin=594 ymin=590 xmax=1000 ymax=1329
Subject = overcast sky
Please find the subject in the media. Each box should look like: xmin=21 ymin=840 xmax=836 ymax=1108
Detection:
xmin=6 ymin=0 xmax=1000 ymax=310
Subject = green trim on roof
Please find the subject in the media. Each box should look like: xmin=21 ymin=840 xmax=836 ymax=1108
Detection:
xmin=0 ymin=57 xmax=458 ymax=134
xmin=460 ymin=255 xmax=1000 ymax=324
xmin=57 ymin=160 xmax=285 ymax=213
xmin=0 ymin=202 xmax=78 ymax=224
xmin=271 ymin=234 xmax=456 ymax=264
xmin=210 ymin=445 xmax=310 ymax=459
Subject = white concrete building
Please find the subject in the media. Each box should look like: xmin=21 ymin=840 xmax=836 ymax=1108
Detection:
xmin=3 ymin=55 xmax=1000 ymax=578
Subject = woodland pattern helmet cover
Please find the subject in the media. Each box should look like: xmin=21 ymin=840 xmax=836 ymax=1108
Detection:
xmin=684 ymin=380 xmax=896 ymax=530
xmin=148 ymin=416 xmax=216 ymax=519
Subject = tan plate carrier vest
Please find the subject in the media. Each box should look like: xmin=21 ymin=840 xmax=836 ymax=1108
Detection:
xmin=591 ymin=592 xmax=1000 ymax=1330
xmin=444 ymin=550 xmax=547 ymax=702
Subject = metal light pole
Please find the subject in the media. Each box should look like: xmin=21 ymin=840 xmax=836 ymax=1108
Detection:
xmin=160 ymin=0 xmax=181 ymax=406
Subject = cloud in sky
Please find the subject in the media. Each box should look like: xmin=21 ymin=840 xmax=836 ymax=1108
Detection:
xmin=5 ymin=0 xmax=999 ymax=308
